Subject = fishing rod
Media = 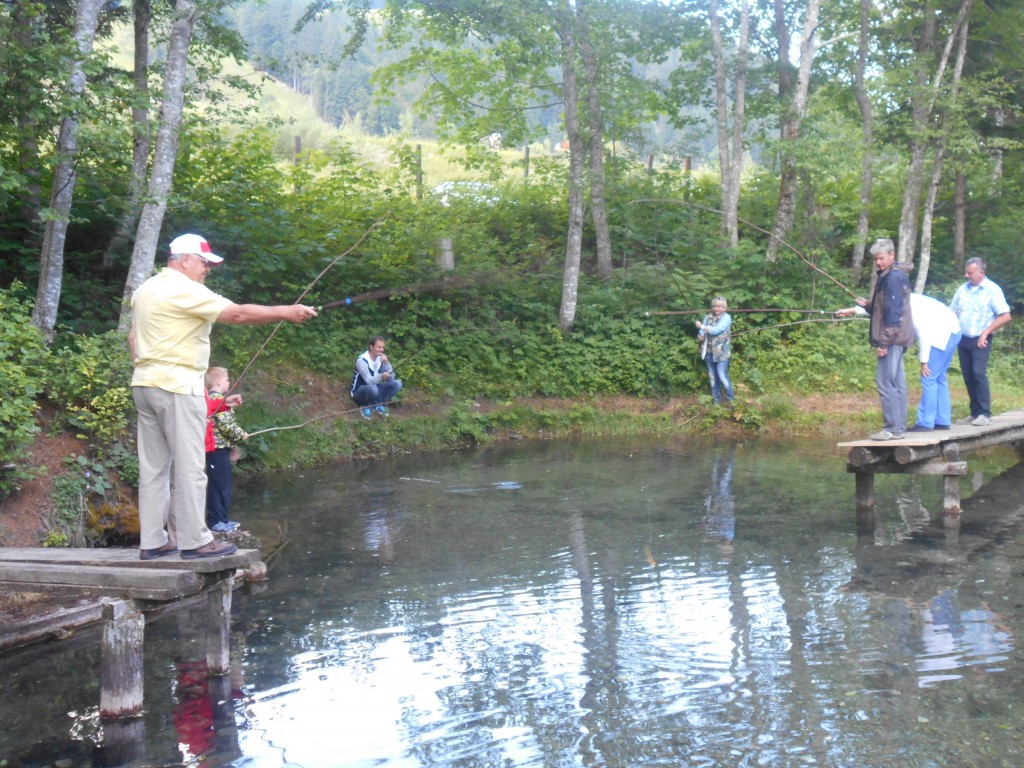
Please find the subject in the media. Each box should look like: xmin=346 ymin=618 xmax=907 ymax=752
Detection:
xmin=631 ymin=198 xmax=860 ymax=300
xmin=316 ymin=274 xmax=490 ymax=312
xmin=228 ymin=218 xmax=384 ymax=396
xmin=731 ymin=315 xmax=864 ymax=337
xmin=646 ymin=308 xmax=840 ymax=317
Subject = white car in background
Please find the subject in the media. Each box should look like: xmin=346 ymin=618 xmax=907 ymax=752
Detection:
xmin=431 ymin=181 xmax=500 ymax=206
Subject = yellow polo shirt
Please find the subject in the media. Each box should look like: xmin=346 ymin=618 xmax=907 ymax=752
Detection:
xmin=130 ymin=268 xmax=232 ymax=395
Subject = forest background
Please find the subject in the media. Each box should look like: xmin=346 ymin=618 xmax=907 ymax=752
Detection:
xmin=3 ymin=0 xmax=1024 ymax=547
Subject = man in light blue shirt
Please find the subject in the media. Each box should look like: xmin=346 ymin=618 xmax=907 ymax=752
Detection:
xmin=948 ymin=257 xmax=1011 ymax=426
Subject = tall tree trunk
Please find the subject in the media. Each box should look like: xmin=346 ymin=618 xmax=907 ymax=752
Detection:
xmin=577 ymin=1 xmax=612 ymax=280
xmin=850 ymin=0 xmax=873 ymax=283
xmin=118 ymin=0 xmax=199 ymax=331
xmin=953 ymin=170 xmax=966 ymax=269
xmin=558 ymin=8 xmax=584 ymax=334
xmin=13 ymin=5 xmax=42 ymax=238
xmin=30 ymin=0 xmax=106 ymax=341
xmin=915 ymin=147 xmax=946 ymax=294
xmin=914 ymin=3 xmax=969 ymax=293
xmin=989 ymin=107 xmax=1004 ymax=193
xmin=709 ymin=0 xmax=749 ymax=247
xmin=896 ymin=0 xmax=971 ymax=266
xmin=102 ymin=0 xmax=152 ymax=270
xmin=766 ymin=0 xmax=819 ymax=261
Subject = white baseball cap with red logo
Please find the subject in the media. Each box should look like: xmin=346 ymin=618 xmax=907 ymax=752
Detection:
xmin=168 ymin=233 xmax=224 ymax=264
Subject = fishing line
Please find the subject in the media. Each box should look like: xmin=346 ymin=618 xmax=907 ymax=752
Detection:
xmin=731 ymin=315 xmax=864 ymax=337
xmin=242 ymin=323 xmax=515 ymax=437
xmin=316 ymin=274 xmax=491 ymax=312
xmin=631 ymin=198 xmax=859 ymax=300
xmin=645 ymin=308 xmax=839 ymax=317
xmin=228 ymin=218 xmax=384 ymax=396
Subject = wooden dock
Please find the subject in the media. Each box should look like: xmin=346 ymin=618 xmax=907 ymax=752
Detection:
xmin=0 ymin=547 xmax=259 ymax=721
xmin=838 ymin=408 xmax=1024 ymax=526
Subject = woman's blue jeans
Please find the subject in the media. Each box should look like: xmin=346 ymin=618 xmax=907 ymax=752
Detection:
xmin=705 ymin=358 xmax=734 ymax=404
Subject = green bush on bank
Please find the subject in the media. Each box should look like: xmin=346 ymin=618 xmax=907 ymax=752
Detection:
xmin=0 ymin=284 xmax=49 ymax=496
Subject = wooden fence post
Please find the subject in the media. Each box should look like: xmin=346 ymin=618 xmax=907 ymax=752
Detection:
xmin=99 ymin=600 xmax=145 ymax=720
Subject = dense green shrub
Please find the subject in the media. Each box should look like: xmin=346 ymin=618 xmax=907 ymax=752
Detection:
xmin=47 ymin=330 xmax=134 ymax=447
xmin=0 ymin=284 xmax=49 ymax=495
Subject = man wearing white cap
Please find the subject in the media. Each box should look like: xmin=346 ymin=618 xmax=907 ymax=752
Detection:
xmin=129 ymin=233 xmax=318 ymax=560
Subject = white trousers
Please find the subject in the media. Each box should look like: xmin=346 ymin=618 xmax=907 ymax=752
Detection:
xmin=133 ymin=386 xmax=213 ymax=551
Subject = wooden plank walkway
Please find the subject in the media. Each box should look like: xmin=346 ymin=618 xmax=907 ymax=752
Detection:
xmin=0 ymin=547 xmax=260 ymax=721
xmin=838 ymin=408 xmax=1024 ymax=525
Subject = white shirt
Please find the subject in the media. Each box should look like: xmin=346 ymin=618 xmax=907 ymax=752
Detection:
xmin=909 ymin=293 xmax=961 ymax=362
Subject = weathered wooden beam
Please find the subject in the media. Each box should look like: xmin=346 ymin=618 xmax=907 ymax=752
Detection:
xmin=206 ymin=573 xmax=234 ymax=674
xmin=855 ymin=472 xmax=874 ymax=514
xmin=0 ymin=563 xmax=201 ymax=600
xmin=894 ymin=444 xmax=943 ymax=464
xmin=943 ymin=443 xmax=962 ymax=526
xmin=100 ymin=600 xmax=145 ymax=720
xmin=856 ymin=460 xmax=968 ymax=476
xmin=0 ymin=547 xmax=259 ymax=573
xmin=847 ymin=446 xmax=894 ymax=468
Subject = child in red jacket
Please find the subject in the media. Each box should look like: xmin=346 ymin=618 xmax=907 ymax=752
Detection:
xmin=205 ymin=367 xmax=248 ymax=533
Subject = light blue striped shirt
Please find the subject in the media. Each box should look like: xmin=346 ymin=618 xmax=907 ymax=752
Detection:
xmin=948 ymin=277 xmax=1010 ymax=337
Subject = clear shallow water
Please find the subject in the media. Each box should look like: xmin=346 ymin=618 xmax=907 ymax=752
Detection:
xmin=4 ymin=436 xmax=1024 ymax=767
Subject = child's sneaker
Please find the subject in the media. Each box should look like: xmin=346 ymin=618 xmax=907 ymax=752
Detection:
xmin=360 ymin=407 xmax=373 ymax=420
xmin=374 ymin=405 xmax=390 ymax=417
xmin=210 ymin=521 xmax=235 ymax=533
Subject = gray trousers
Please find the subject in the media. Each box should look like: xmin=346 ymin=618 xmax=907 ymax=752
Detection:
xmin=133 ymin=386 xmax=213 ymax=551
xmin=876 ymin=346 xmax=908 ymax=434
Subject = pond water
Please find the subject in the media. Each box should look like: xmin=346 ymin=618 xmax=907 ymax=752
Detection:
xmin=5 ymin=435 xmax=1024 ymax=767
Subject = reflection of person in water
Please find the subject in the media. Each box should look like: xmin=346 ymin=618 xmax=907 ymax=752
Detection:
xmin=702 ymin=447 xmax=736 ymax=552
xmin=918 ymin=589 xmax=1013 ymax=686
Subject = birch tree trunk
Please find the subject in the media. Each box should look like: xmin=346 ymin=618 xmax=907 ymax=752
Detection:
xmin=895 ymin=0 xmax=971 ymax=266
xmin=102 ymin=0 xmax=152 ymax=270
xmin=914 ymin=1 xmax=970 ymax=293
xmin=30 ymin=0 xmax=106 ymax=341
xmin=953 ymin=170 xmax=966 ymax=269
xmin=915 ymin=147 xmax=945 ymax=294
xmin=118 ymin=0 xmax=199 ymax=331
xmin=850 ymin=0 xmax=873 ymax=283
xmin=13 ymin=5 xmax=42 ymax=238
xmin=709 ymin=0 xmax=749 ymax=247
xmin=766 ymin=0 xmax=820 ymax=261
xmin=577 ymin=1 xmax=612 ymax=280
xmin=558 ymin=6 xmax=585 ymax=334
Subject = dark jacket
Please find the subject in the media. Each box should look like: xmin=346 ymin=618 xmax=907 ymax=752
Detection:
xmin=865 ymin=265 xmax=915 ymax=349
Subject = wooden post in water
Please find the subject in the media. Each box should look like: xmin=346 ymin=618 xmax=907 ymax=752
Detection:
xmin=854 ymin=471 xmax=874 ymax=514
xmin=206 ymin=573 xmax=234 ymax=674
xmin=942 ymin=442 xmax=962 ymax=528
xmin=99 ymin=600 xmax=145 ymax=720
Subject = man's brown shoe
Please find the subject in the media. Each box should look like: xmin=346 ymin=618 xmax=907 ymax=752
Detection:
xmin=181 ymin=540 xmax=237 ymax=559
xmin=140 ymin=542 xmax=179 ymax=561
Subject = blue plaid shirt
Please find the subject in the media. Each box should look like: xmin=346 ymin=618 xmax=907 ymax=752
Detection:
xmin=949 ymin=278 xmax=1010 ymax=337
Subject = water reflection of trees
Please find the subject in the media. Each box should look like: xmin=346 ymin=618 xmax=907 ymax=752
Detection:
xmin=226 ymin=439 xmax=1024 ymax=767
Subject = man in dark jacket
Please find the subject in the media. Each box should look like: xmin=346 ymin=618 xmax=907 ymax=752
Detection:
xmin=837 ymin=238 xmax=915 ymax=440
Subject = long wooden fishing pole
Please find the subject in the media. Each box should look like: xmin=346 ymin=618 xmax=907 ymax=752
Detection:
xmin=631 ymin=198 xmax=860 ymax=300
xmin=731 ymin=315 xmax=864 ymax=337
xmin=646 ymin=308 xmax=840 ymax=317
xmin=229 ymin=218 xmax=384 ymax=395
xmin=317 ymin=274 xmax=492 ymax=311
